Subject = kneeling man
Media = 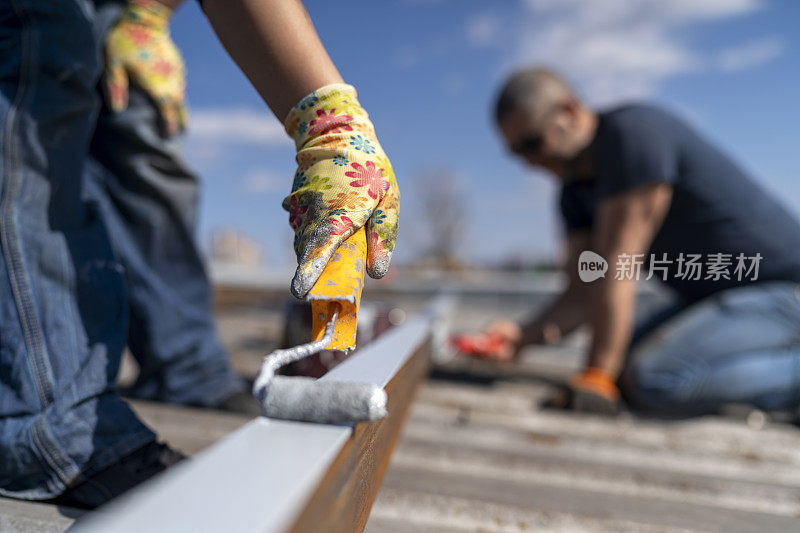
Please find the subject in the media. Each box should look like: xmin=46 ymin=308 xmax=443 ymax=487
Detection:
xmin=487 ymin=68 xmax=800 ymax=416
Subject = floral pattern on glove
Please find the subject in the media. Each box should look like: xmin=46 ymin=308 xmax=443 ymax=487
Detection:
xmin=104 ymin=0 xmax=187 ymax=136
xmin=282 ymin=84 xmax=399 ymax=298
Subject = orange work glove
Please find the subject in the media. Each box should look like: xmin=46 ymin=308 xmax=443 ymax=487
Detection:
xmin=567 ymin=367 xmax=621 ymax=415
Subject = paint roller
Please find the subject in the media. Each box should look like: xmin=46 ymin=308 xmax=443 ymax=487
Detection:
xmin=252 ymin=227 xmax=388 ymax=424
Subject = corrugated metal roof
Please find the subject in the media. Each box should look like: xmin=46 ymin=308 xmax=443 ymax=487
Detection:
xmin=2 ymin=293 xmax=799 ymax=532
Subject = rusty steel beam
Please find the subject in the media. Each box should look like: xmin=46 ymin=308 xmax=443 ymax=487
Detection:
xmin=73 ymin=298 xmax=452 ymax=533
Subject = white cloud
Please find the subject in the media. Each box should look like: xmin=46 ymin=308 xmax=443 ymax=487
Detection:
xmin=524 ymin=0 xmax=761 ymax=22
xmin=189 ymin=108 xmax=289 ymax=145
xmin=241 ymin=169 xmax=284 ymax=194
xmin=466 ymin=13 xmax=503 ymax=48
xmin=643 ymin=0 xmax=762 ymax=20
xmin=513 ymin=0 xmax=768 ymax=105
xmin=717 ymin=37 xmax=784 ymax=72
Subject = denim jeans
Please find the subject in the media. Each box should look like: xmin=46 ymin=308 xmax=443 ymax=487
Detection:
xmin=0 ymin=0 xmax=239 ymax=500
xmin=87 ymin=85 xmax=243 ymax=406
xmin=0 ymin=0 xmax=156 ymax=499
xmin=621 ymin=281 xmax=800 ymax=413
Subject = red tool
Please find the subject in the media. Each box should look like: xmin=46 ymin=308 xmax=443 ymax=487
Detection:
xmin=450 ymin=333 xmax=511 ymax=360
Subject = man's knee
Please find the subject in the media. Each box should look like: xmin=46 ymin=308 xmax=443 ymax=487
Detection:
xmin=620 ymin=358 xmax=700 ymax=412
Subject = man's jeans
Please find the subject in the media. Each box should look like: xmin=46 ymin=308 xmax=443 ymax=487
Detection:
xmin=622 ymin=281 xmax=800 ymax=413
xmin=0 ymin=0 xmax=154 ymax=499
xmin=0 ymin=0 xmax=238 ymax=499
xmin=87 ymin=84 xmax=242 ymax=406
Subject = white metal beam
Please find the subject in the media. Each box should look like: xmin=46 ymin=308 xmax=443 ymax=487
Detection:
xmin=72 ymin=297 xmax=452 ymax=533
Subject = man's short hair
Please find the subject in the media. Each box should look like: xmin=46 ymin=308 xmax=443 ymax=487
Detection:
xmin=494 ymin=68 xmax=577 ymax=123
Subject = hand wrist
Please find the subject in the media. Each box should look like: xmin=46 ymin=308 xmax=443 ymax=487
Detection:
xmin=521 ymin=320 xmax=560 ymax=346
xmin=541 ymin=322 xmax=561 ymax=344
xmin=148 ymin=0 xmax=183 ymax=11
xmin=284 ymin=84 xmax=374 ymax=150
xmin=124 ymin=0 xmax=173 ymax=29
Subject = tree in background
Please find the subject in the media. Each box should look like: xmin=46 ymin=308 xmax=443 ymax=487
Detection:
xmin=417 ymin=168 xmax=467 ymax=271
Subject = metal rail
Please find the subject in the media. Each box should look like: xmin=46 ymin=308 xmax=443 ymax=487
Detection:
xmin=71 ymin=297 xmax=452 ymax=533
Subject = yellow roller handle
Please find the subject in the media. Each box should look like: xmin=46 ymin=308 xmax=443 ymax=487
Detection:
xmin=308 ymin=226 xmax=367 ymax=351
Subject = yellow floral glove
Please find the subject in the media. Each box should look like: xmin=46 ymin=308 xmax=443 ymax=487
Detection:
xmin=104 ymin=0 xmax=187 ymax=135
xmin=283 ymin=84 xmax=400 ymax=299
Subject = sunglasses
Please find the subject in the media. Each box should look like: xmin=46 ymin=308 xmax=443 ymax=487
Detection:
xmin=509 ymin=133 xmax=544 ymax=156
xmin=507 ymin=105 xmax=563 ymax=157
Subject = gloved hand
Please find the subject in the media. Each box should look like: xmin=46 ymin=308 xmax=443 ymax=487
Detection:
xmin=104 ymin=0 xmax=188 ymax=135
xmin=283 ymin=84 xmax=399 ymax=299
xmin=568 ymin=367 xmax=620 ymax=415
xmin=451 ymin=332 xmax=514 ymax=362
xmin=544 ymin=367 xmax=621 ymax=415
xmin=482 ymin=319 xmax=523 ymax=360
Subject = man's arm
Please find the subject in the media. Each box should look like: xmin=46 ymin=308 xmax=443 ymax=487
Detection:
xmin=484 ymin=231 xmax=594 ymax=358
xmin=518 ymin=231 xmax=594 ymax=346
xmin=201 ymin=0 xmax=344 ymax=121
xmin=156 ymin=0 xmax=184 ymax=8
xmin=117 ymin=0 xmax=336 ymax=131
xmin=586 ymin=182 xmax=673 ymax=375
xmin=181 ymin=0 xmax=398 ymax=297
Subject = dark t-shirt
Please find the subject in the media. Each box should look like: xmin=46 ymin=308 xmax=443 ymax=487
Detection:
xmin=560 ymin=104 xmax=800 ymax=302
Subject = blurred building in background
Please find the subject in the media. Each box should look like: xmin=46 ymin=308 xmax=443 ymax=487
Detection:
xmin=210 ymin=228 xmax=265 ymax=268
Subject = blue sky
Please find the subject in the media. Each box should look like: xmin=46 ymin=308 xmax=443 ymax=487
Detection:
xmin=172 ymin=0 xmax=800 ymax=270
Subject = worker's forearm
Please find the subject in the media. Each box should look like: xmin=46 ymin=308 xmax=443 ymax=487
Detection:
xmin=151 ymin=0 xmax=185 ymax=12
xmin=519 ymin=287 xmax=591 ymax=347
xmin=586 ymin=279 xmax=637 ymax=376
xmin=202 ymin=0 xmax=344 ymax=122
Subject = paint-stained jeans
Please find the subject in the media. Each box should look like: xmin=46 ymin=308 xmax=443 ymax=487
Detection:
xmin=0 ymin=0 xmax=155 ymax=499
xmin=622 ymin=281 xmax=800 ymax=413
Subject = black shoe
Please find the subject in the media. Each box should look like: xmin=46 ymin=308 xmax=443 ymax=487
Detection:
xmin=212 ymin=390 xmax=264 ymax=417
xmin=48 ymin=441 xmax=186 ymax=510
xmin=541 ymin=386 xmax=621 ymax=416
